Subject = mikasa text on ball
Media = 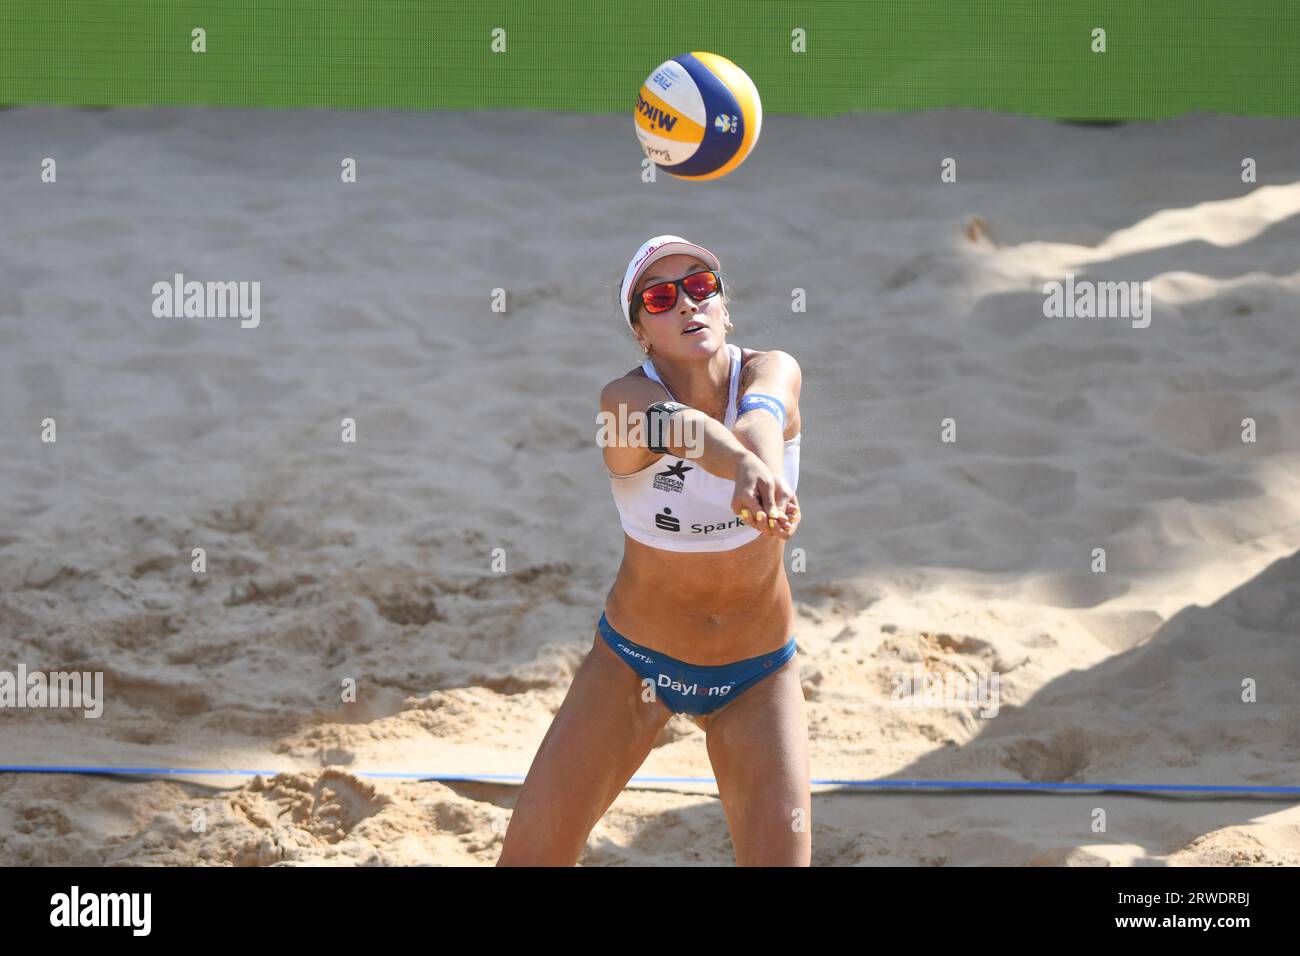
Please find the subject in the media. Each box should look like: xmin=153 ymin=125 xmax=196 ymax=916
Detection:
xmin=634 ymin=52 xmax=762 ymax=181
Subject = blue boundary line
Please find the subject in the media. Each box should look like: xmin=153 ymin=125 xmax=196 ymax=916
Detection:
xmin=1 ymin=765 xmax=1298 ymax=795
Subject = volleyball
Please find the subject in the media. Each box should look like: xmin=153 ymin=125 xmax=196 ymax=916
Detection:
xmin=633 ymin=52 xmax=762 ymax=181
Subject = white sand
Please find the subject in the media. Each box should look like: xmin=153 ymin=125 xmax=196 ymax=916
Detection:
xmin=1 ymin=107 xmax=1298 ymax=865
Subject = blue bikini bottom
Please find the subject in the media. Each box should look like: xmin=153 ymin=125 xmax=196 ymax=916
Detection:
xmin=597 ymin=612 xmax=797 ymax=717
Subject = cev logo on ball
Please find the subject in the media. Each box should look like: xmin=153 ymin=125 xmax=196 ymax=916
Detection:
xmin=714 ymin=114 xmax=739 ymax=134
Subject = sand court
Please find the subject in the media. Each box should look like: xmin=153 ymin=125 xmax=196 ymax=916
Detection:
xmin=1 ymin=106 xmax=1298 ymax=865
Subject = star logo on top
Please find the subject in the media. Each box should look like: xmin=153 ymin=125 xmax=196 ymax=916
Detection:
xmin=652 ymin=459 xmax=693 ymax=493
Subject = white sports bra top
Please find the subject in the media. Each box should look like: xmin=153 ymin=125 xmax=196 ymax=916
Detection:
xmin=608 ymin=343 xmax=802 ymax=553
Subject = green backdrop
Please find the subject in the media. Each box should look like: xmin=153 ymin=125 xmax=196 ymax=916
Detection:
xmin=2 ymin=1 xmax=1297 ymax=118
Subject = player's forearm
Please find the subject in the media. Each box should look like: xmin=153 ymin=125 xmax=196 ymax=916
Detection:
xmin=734 ymin=411 xmax=786 ymax=480
xmin=659 ymin=409 xmax=758 ymax=481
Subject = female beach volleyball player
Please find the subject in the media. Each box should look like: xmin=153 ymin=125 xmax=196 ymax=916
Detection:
xmin=497 ymin=235 xmax=808 ymax=867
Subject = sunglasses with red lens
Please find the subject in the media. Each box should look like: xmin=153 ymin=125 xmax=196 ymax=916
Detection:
xmin=638 ymin=270 xmax=723 ymax=315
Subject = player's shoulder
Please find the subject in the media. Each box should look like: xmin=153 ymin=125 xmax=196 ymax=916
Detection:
xmin=739 ymin=347 xmax=801 ymax=379
xmin=600 ymin=366 xmax=669 ymax=411
xmin=740 ymin=346 xmax=798 ymax=365
xmin=604 ymin=364 xmax=657 ymax=391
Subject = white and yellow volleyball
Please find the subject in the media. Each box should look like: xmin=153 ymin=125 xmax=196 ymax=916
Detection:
xmin=633 ymin=52 xmax=762 ymax=181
